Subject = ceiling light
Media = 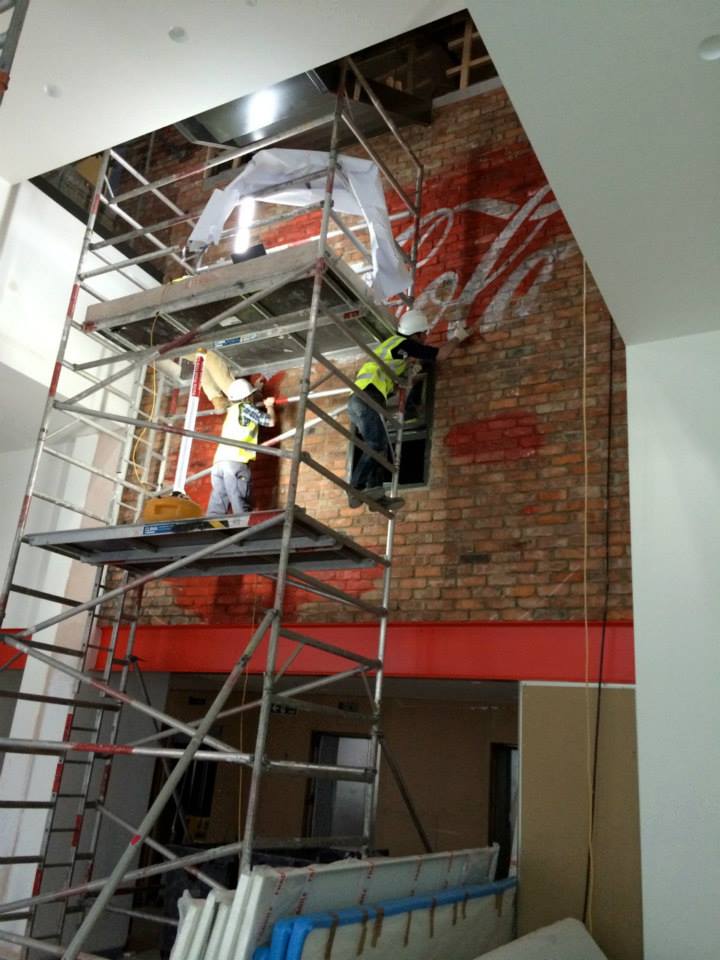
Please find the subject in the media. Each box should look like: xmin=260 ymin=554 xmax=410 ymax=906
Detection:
xmin=43 ymin=83 xmax=61 ymax=98
xmin=698 ymin=34 xmax=720 ymax=61
xmin=246 ymin=89 xmax=279 ymax=131
xmin=168 ymin=26 xmax=188 ymax=43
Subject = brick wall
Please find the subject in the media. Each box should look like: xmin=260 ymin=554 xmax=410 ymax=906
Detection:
xmin=135 ymin=83 xmax=632 ymax=625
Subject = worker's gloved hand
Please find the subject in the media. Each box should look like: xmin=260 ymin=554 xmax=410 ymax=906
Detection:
xmin=447 ymin=321 xmax=471 ymax=343
xmin=212 ymin=397 xmax=229 ymax=412
xmin=264 ymin=396 xmax=276 ymax=407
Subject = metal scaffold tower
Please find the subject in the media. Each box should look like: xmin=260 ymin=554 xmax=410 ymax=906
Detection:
xmin=0 ymin=0 xmax=29 ymax=106
xmin=0 ymin=60 xmax=425 ymax=959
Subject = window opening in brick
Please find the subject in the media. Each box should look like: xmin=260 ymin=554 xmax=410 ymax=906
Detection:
xmin=349 ymin=367 xmax=436 ymax=490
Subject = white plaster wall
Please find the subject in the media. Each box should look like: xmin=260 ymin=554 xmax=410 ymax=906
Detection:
xmin=0 ymin=179 xmax=162 ymax=952
xmin=626 ymin=330 xmax=720 ymax=959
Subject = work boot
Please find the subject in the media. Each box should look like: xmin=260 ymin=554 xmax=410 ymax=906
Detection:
xmin=347 ymin=489 xmax=363 ymax=508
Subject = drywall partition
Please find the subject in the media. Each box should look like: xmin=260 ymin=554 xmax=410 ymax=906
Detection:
xmin=258 ymin=878 xmax=517 ymax=960
xmin=519 ymin=684 xmax=641 ymax=960
xmin=626 ymin=330 xmax=720 ymax=960
xmin=177 ymin=847 xmax=499 ymax=960
xmin=480 ymin=918 xmax=606 ymax=959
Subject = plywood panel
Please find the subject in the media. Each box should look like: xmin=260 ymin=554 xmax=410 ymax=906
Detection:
xmin=519 ymin=685 xmax=642 ymax=960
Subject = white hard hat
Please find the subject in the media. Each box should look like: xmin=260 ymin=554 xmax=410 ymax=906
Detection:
xmin=397 ymin=308 xmax=430 ymax=336
xmin=227 ymin=378 xmax=256 ymax=402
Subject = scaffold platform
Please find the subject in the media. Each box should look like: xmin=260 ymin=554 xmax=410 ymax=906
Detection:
xmin=83 ymin=243 xmax=396 ymax=373
xmin=23 ymin=508 xmax=386 ymax=576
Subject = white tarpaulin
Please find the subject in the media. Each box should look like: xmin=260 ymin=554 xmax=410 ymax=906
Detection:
xmin=478 ymin=918 xmax=608 ymax=960
xmin=187 ymin=148 xmax=411 ymax=300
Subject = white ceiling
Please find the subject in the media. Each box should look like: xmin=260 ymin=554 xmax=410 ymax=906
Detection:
xmin=468 ymin=0 xmax=720 ymax=345
xmin=0 ymin=0 xmax=461 ymax=183
xmin=1 ymin=1 xmax=718 ymax=346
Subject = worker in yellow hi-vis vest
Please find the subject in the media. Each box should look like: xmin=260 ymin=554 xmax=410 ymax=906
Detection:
xmin=207 ymin=377 xmax=276 ymax=516
xmin=348 ymin=309 xmax=469 ymax=509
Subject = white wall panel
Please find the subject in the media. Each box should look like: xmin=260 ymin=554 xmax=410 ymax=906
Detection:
xmin=627 ymin=330 xmax=720 ymax=959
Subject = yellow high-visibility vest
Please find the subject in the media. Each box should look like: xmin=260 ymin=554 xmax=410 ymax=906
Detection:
xmin=354 ymin=335 xmax=408 ymax=399
xmin=214 ymin=403 xmax=259 ymax=464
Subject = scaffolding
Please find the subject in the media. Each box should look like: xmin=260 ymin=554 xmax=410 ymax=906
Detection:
xmin=0 ymin=0 xmax=29 ymax=105
xmin=0 ymin=59 xmax=425 ymax=959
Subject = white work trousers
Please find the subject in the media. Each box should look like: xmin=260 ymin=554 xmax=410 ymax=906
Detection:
xmin=208 ymin=460 xmax=252 ymax=515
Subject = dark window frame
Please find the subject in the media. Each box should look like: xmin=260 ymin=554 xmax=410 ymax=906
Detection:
xmin=347 ymin=366 xmax=436 ymax=491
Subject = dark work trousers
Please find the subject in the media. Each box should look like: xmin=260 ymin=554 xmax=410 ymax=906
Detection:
xmin=208 ymin=460 xmax=252 ymax=515
xmin=347 ymin=392 xmax=388 ymax=491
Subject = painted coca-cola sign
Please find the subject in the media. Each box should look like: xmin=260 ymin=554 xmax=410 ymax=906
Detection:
xmin=389 ymin=150 xmax=572 ymax=335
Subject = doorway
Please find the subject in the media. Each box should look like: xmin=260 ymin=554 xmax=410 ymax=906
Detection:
xmin=306 ymin=733 xmax=371 ymax=841
xmin=488 ymin=742 xmax=519 ymax=878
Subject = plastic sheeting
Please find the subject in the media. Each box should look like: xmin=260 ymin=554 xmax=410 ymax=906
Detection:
xmin=479 ymin=918 xmax=608 ymax=960
xmin=256 ymin=878 xmax=517 ymax=960
xmin=187 ymin=148 xmax=411 ymax=300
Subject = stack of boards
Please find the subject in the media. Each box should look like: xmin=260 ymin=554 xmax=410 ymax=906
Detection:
xmin=169 ymin=846 xmax=518 ymax=960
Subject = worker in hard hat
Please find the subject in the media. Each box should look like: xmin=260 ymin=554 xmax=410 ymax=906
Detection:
xmin=207 ymin=377 xmax=276 ymax=516
xmin=347 ymin=308 xmax=469 ymax=509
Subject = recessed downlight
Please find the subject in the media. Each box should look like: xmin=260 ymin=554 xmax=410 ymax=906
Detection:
xmin=43 ymin=83 xmax=61 ymax=98
xmin=168 ymin=25 xmax=188 ymax=43
xmin=698 ymin=34 xmax=720 ymax=61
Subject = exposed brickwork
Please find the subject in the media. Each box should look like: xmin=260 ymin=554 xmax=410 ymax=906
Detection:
xmin=133 ymin=84 xmax=632 ymax=625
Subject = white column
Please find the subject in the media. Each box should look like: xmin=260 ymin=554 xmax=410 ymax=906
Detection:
xmin=626 ymin=330 xmax=720 ymax=959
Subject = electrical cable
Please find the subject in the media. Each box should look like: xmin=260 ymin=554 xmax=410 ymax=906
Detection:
xmin=580 ymin=258 xmax=595 ymax=933
xmin=582 ymin=289 xmax=616 ymax=925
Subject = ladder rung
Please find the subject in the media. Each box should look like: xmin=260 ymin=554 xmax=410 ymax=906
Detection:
xmin=1 ymin=636 xmax=85 ymax=659
xmin=0 ymin=911 xmax=32 ymax=922
xmin=279 ymin=627 xmax=381 ymax=669
xmin=45 ymin=854 xmax=93 ymax=867
xmin=0 ymin=690 xmax=120 ymax=711
xmin=311 ymin=350 xmax=400 ymax=426
xmin=0 ymin=801 xmax=54 ymax=810
xmin=286 ymin=565 xmax=387 ymax=617
xmin=300 ymin=452 xmax=398 ymax=518
xmin=32 ymin=491 xmax=107 ymax=524
xmin=70 ymin=725 xmax=99 ymax=733
xmin=304 ymin=398 xmax=396 ymax=474
xmin=0 ymin=855 xmax=43 ymax=864
xmin=64 ymin=759 xmax=93 ymax=766
xmin=54 ymin=797 xmax=98 ymax=810
xmin=268 ymin=759 xmax=375 ymax=782
xmin=271 ymin=695 xmax=373 ymax=723
xmin=9 ymin=584 xmax=83 ymax=607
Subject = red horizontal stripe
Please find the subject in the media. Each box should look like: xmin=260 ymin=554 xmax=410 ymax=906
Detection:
xmin=97 ymin=619 xmax=635 ymax=684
